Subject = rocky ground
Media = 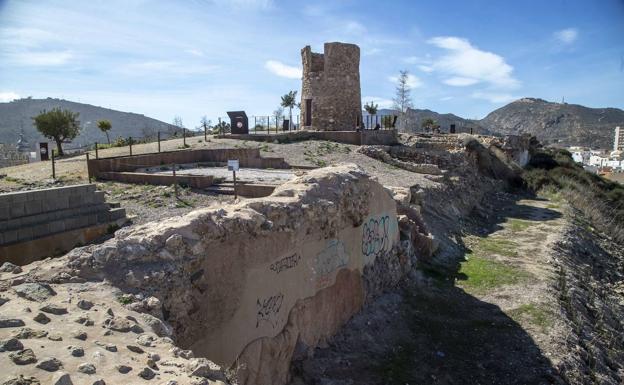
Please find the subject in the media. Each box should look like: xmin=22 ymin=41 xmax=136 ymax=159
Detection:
xmin=0 ymin=267 xmax=230 ymax=385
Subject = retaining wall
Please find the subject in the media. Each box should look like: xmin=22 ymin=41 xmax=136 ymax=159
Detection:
xmin=98 ymin=172 xmax=214 ymax=189
xmin=0 ymin=184 xmax=126 ymax=265
xmin=218 ymin=129 xmax=398 ymax=146
xmin=87 ymin=148 xmax=290 ymax=179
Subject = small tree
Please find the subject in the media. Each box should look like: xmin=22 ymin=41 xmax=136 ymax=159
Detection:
xmin=392 ymin=70 xmax=414 ymax=131
xmin=32 ymin=108 xmax=80 ymax=156
xmin=97 ymin=120 xmax=112 ymax=144
xmin=421 ymin=118 xmax=439 ymax=133
xmin=280 ymin=90 xmax=297 ymax=130
xmin=364 ymin=101 xmax=378 ymax=115
xmin=273 ymin=106 xmax=284 ymax=128
xmin=200 ymin=116 xmax=211 ymax=132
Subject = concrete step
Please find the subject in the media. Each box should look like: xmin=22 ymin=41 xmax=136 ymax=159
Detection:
xmin=205 ymin=185 xmax=235 ymax=195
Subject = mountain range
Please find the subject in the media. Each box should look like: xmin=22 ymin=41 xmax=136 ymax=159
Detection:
xmin=1 ymin=97 xmax=623 ymax=150
xmin=385 ymin=98 xmax=623 ymax=149
xmin=0 ymin=98 xmax=178 ymax=149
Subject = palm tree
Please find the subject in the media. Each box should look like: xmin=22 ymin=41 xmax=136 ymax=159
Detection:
xmin=280 ymin=91 xmax=297 ymax=130
xmin=97 ymin=120 xmax=112 ymax=144
xmin=364 ymin=101 xmax=378 ymax=115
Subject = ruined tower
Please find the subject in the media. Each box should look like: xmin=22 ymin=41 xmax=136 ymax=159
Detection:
xmin=301 ymin=42 xmax=362 ymax=131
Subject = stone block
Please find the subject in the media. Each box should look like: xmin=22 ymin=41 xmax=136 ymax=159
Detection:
xmin=9 ymin=203 xmax=25 ymax=219
xmin=68 ymin=195 xmax=85 ymax=208
xmin=0 ymin=204 xmax=9 ymax=220
xmin=17 ymin=227 xmax=33 ymax=242
xmin=24 ymin=200 xmax=43 ymax=216
xmin=48 ymin=220 xmax=65 ymax=234
xmin=109 ymin=208 xmax=126 ymax=221
xmin=3 ymin=230 xmax=18 ymax=244
xmin=32 ymin=223 xmax=50 ymax=239
xmin=93 ymin=191 xmax=106 ymax=204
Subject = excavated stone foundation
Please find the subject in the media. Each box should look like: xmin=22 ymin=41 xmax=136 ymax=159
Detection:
xmin=1 ymin=164 xmax=432 ymax=385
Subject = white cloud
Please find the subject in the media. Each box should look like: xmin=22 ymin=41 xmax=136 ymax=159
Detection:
xmin=388 ymin=73 xmax=423 ymax=88
xmin=444 ymin=77 xmax=478 ymax=86
xmin=427 ymin=36 xmax=519 ymax=88
xmin=0 ymin=92 xmax=20 ymax=103
xmin=11 ymin=50 xmax=73 ymax=66
xmin=363 ymin=96 xmax=394 ymax=109
xmin=471 ymin=91 xmax=518 ymax=104
xmin=417 ymin=65 xmax=434 ymax=73
xmin=121 ymin=61 xmax=218 ymax=76
xmin=186 ymin=49 xmax=204 ymax=57
xmin=344 ymin=21 xmax=366 ymax=35
xmin=439 ymin=96 xmax=453 ymax=101
xmin=554 ymin=28 xmax=578 ymax=45
xmin=264 ymin=60 xmax=301 ymax=79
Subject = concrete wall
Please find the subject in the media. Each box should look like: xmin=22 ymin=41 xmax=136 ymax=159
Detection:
xmin=220 ymin=129 xmax=398 ymax=146
xmin=98 ymin=172 xmax=214 ymax=188
xmin=0 ymin=184 xmax=126 ymax=264
xmin=88 ymin=148 xmax=290 ymax=178
xmin=301 ymin=42 xmax=362 ymax=131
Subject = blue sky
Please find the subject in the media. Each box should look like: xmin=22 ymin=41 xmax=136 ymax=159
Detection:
xmin=1 ymin=0 xmax=623 ymax=127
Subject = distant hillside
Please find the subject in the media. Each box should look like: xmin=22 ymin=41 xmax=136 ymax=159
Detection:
xmin=0 ymin=98 xmax=178 ymax=149
xmin=376 ymin=108 xmax=487 ymax=134
xmin=479 ymin=98 xmax=624 ymax=148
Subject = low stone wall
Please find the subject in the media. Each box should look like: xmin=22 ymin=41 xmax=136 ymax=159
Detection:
xmin=87 ymin=148 xmax=290 ymax=179
xmin=235 ymin=183 xmax=276 ymax=198
xmin=59 ymin=164 xmax=425 ymax=385
xmin=0 ymin=184 xmax=126 ymax=264
xmin=98 ymin=172 xmax=214 ymax=188
xmin=219 ymin=129 xmax=398 ymax=146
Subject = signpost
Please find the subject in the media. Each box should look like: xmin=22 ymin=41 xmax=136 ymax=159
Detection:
xmin=228 ymin=159 xmax=239 ymax=199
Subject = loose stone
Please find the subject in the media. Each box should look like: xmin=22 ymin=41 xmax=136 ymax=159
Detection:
xmin=40 ymin=304 xmax=68 ymax=315
xmin=9 ymin=348 xmax=37 ymax=365
xmin=78 ymin=363 xmax=96 ymax=374
xmin=0 ymin=318 xmax=25 ymax=328
xmin=33 ymin=313 xmax=51 ymax=324
xmin=36 ymin=357 xmax=63 ymax=372
xmin=0 ymin=337 xmax=24 ymax=352
xmin=76 ymin=299 xmax=94 ymax=310
xmin=116 ymin=364 xmax=132 ymax=374
xmin=137 ymin=367 xmax=155 ymax=380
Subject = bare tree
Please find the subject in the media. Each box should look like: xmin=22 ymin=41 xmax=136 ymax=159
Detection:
xmin=172 ymin=116 xmax=184 ymax=129
xmin=392 ymin=70 xmax=413 ymax=131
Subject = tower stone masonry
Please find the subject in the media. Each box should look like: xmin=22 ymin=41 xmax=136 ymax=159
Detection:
xmin=301 ymin=42 xmax=362 ymax=131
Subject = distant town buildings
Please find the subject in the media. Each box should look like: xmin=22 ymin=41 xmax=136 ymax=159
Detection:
xmin=615 ymin=126 xmax=623 ymax=152
xmin=567 ymin=127 xmax=624 ymax=175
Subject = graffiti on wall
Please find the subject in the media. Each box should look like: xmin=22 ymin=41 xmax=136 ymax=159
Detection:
xmin=362 ymin=214 xmax=392 ymax=257
xmin=256 ymin=292 xmax=284 ymax=329
xmin=314 ymin=239 xmax=349 ymax=289
xmin=269 ymin=253 xmax=301 ymax=274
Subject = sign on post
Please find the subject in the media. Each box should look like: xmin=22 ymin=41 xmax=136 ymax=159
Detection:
xmin=227 ymin=159 xmax=239 ymax=199
xmin=227 ymin=159 xmax=239 ymax=171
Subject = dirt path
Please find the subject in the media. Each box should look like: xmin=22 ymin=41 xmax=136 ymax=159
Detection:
xmin=292 ymin=195 xmax=575 ymax=385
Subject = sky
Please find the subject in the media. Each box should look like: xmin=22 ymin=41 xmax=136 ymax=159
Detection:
xmin=1 ymin=0 xmax=623 ymax=127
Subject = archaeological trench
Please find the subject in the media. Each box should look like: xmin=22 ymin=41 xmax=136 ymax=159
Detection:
xmin=0 ymin=132 xmax=544 ymax=385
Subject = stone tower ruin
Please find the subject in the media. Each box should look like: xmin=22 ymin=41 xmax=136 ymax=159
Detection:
xmin=301 ymin=42 xmax=362 ymax=131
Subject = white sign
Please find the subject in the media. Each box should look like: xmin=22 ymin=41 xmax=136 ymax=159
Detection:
xmin=227 ymin=159 xmax=240 ymax=171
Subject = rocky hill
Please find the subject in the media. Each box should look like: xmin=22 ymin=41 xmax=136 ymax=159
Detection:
xmin=479 ymin=98 xmax=624 ymax=148
xmin=376 ymin=108 xmax=485 ymax=134
xmin=0 ymin=98 xmax=178 ymax=150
